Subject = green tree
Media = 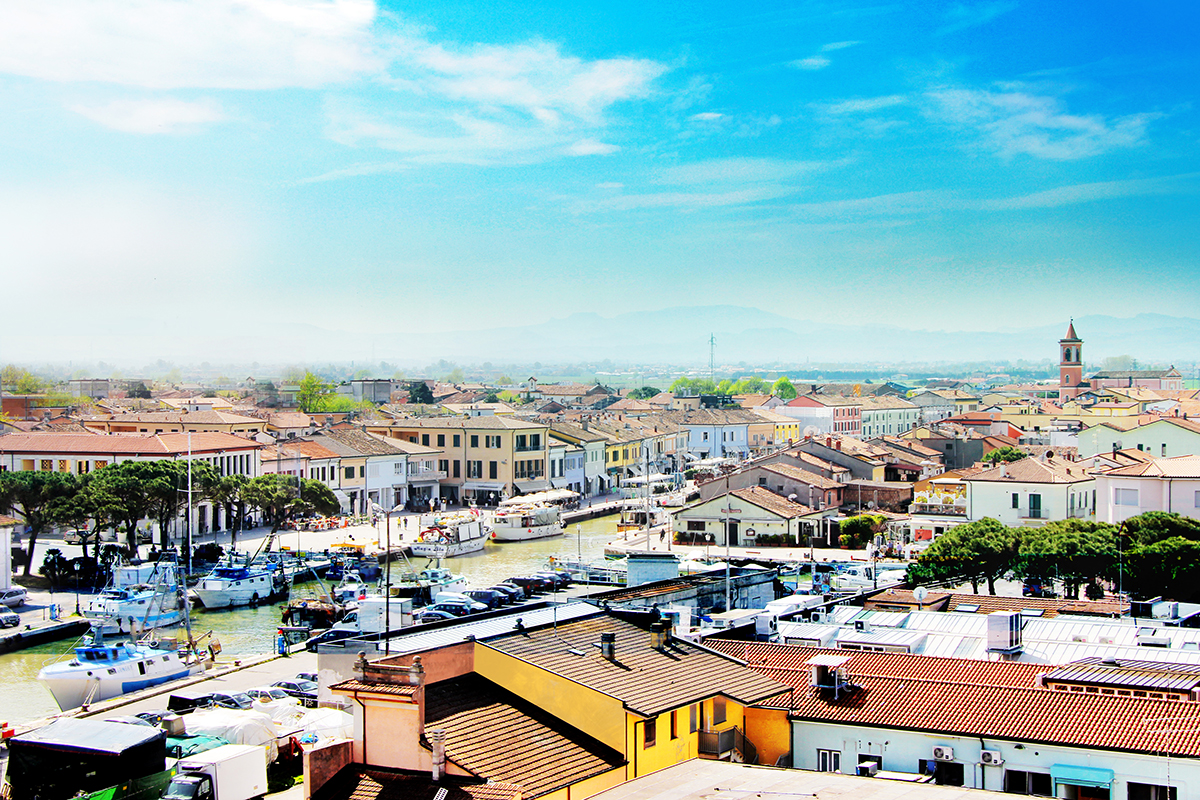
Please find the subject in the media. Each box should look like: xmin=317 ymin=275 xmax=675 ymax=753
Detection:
xmin=296 ymin=372 xmax=335 ymax=413
xmin=910 ymin=518 xmax=1020 ymax=594
xmin=129 ymin=381 xmax=152 ymax=399
xmin=55 ymin=481 xmax=105 ymax=560
xmin=483 ymin=392 xmax=500 ymax=403
xmin=1120 ymin=511 xmax=1200 ymax=547
xmin=982 ymin=446 xmax=1027 ymax=464
xmin=732 ymin=377 xmax=767 ymax=394
xmin=408 ymin=382 xmax=435 ymax=405
xmin=40 ymin=548 xmax=72 ymax=590
xmin=838 ymin=514 xmax=886 ymax=549
xmin=670 ymin=377 xmax=716 ymax=395
xmin=1016 ymin=519 xmax=1117 ymax=599
xmin=628 ymin=386 xmax=661 ymax=400
xmin=86 ymin=463 xmax=153 ymax=558
xmin=209 ymin=474 xmax=250 ymax=549
xmin=1125 ymin=537 xmax=1200 ymax=601
xmin=771 ymin=376 xmax=797 ymax=400
xmin=1 ymin=365 xmax=47 ymax=394
xmin=144 ymin=460 xmax=217 ymax=551
xmin=242 ymin=474 xmax=340 ymax=533
xmin=0 ymin=470 xmax=82 ymax=576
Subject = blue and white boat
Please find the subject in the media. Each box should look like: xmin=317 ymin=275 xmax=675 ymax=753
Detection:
xmin=82 ymin=561 xmax=184 ymax=634
xmin=37 ymin=630 xmax=205 ymax=710
xmin=193 ymin=555 xmax=289 ymax=609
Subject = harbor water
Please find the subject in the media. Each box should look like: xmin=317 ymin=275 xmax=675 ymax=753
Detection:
xmin=0 ymin=514 xmax=621 ymax=726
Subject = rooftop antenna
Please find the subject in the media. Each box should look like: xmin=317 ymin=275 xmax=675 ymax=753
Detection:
xmin=709 ymin=333 xmax=716 ymax=386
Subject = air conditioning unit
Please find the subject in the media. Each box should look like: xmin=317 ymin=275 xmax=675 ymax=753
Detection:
xmin=810 ymin=611 xmax=825 ymax=624
xmin=932 ymin=746 xmax=955 ymax=762
xmin=979 ymin=749 xmax=1004 ymax=766
xmin=854 ymin=619 xmax=868 ymax=632
xmin=856 ymin=761 xmax=879 ymax=777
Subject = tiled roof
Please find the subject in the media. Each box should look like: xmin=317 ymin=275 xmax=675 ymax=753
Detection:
xmin=729 ymin=486 xmax=816 ymax=518
xmin=331 ymin=679 xmax=418 ymax=697
xmin=313 ymin=767 xmax=522 ymax=800
xmin=0 ymin=431 xmax=261 ymax=455
xmin=425 ymin=674 xmax=623 ymax=798
xmin=660 ymin=408 xmax=762 ymax=426
xmin=548 ymin=423 xmax=609 ymax=443
xmin=482 ymin=614 xmax=788 ymax=717
xmin=369 ymin=417 xmax=547 ymax=431
xmin=866 ymin=588 xmax=1127 ymax=618
xmin=759 ymin=462 xmax=842 ymax=491
xmin=966 ymin=455 xmax=1092 ymax=484
xmin=1103 ymin=455 xmax=1200 ymax=478
xmin=705 ymin=641 xmax=1046 ymax=690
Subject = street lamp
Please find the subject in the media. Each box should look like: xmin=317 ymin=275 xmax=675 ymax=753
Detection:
xmin=372 ymin=500 xmax=403 ymax=655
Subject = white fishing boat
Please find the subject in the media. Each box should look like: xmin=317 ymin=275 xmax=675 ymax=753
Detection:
xmin=82 ymin=561 xmax=184 ymax=635
xmin=193 ymin=556 xmax=289 ymax=609
xmin=37 ymin=631 xmax=206 ymax=710
xmin=491 ymin=502 xmax=565 ymax=542
xmin=410 ymin=512 xmax=489 ymax=558
xmin=390 ymin=567 xmax=468 ymax=602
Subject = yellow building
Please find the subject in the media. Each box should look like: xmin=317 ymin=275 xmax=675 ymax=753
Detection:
xmin=328 ymin=610 xmax=789 ymax=799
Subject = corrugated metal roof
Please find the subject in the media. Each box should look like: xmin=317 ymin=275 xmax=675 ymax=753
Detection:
xmin=373 ymin=603 xmax=601 ymax=655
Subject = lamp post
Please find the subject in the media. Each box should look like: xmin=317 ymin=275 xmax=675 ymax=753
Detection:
xmin=719 ymin=475 xmax=743 ymax=613
xmin=373 ymin=501 xmax=403 ymax=655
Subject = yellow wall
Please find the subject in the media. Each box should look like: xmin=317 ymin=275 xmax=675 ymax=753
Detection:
xmin=474 ymin=644 xmax=627 ymax=751
xmin=627 ymin=698 xmax=748 ymax=776
xmin=535 ymin=765 xmax=626 ymax=800
xmin=744 ymin=707 xmax=791 ymax=767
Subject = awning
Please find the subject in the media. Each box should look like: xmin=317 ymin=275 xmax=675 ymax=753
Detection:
xmin=514 ymin=479 xmax=550 ymax=493
xmin=463 ymin=481 xmax=504 ymax=491
xmin=1050 ymin=765 xmax=1114 ymax=789
xmin=550 ymin=477 xmax=569 ymax=489
xmin=333 ymin=489 xmax=351 ymax=512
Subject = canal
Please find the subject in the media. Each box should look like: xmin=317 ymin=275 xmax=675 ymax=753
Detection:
xmin=0 ymin=514 xmax=622 ymax=725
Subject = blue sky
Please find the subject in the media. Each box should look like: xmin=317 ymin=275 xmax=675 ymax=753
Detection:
xmin=2 ymin=1 xmax=1198 ymax=362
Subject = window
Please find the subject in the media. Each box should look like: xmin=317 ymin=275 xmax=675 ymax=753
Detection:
xmin=41 ymin=459 xmax=53 ymax=471
xmin=687 ymin=521 xmax=706 ymax=531
xmin=817 ymin=749 xmax=840 ymax=773
xmin=422 ymin=434 xmax=430 ymax=446
xmin=670 ymin=710 xmax=678 ymax=739
xmin=712 ymin=696 xmax=726 ymax=725
xmin=1004 ymin=770 xmax=1052 ymax=796
xmin=703 ymin=432 xmax=709 ymax=441
xmin=515 ymin=435 xmax=527 ymax=450
xmin=489 ymin=461 xmax=497 ymax=480
xmin=394 ymin=463 xmax=403 ymax=474
xmin=920 ymin=759 xmax=964 ymax=786
xmin=1195 ymin=490 xmax=1200 ymax=508
xmin=643 ymin=718 xmax=656 ymax=748
xmin=689 ymin=704 xmax=698 ymax=733
xmin=453 ymin=434 xmax=460 ymax=447
xmin=437 ymin=434 xmax=445 ymax=447
xmin=1129 ymin=782 xmax=1178 ymax=800
xmin=467 ymin=461 xmax=482 ymax=479
xmin=1115 ymin=488 xmax=1139 ymax=506
xmin=453 ymin=461 xmax=460 ymax=478
xmin=345 ymin=467 xmax=354 ymax=479
xmin=438 ymin=459 xmax=449 ymax=473
xmin=359 ymin=466 xmax=365 ymax=478
xmin=530 ymin=433 xmax=541 ymax=449
xmin=1011 ymin=493 xmax=1019 ymax=509
xmin=470 ymin=435 xmax=479 ymax=448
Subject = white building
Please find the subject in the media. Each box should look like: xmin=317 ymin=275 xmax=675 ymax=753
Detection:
xmin=1079 ymin=417 xmax=1200 ymax=459
xmin=1096 ymin=455 xmax=1200 ymax=524
xmin=859 ymin=395 xmax=920 ymax=438
xmin=963 ymin=454 xmax=1095 ymax=525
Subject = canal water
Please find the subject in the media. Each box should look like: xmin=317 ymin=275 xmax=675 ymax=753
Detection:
xmin=0 ymin=514 xmax=622 ymax=726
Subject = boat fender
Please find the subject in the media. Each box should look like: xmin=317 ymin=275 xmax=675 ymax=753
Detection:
xmin=491 ymin=532 xmax=496 ymax=538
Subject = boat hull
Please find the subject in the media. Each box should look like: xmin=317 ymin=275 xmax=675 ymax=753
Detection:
xmin=410 ymin=539 xmax=486 ymax=558
xmin=38 ymin=650 xmax=202 ymax=710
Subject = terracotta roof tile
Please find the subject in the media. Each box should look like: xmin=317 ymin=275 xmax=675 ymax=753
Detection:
xmin=331 ymin=679 xmax=418 ymax=697
xmin=729 ymin=486 xmax=817 ymax=518
xmin=313 ymin=767 xmax=521 ymax=800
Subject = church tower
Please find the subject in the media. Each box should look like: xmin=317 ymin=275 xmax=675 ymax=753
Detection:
xmin=1059 ymin=320 xmax=1083 ymax=402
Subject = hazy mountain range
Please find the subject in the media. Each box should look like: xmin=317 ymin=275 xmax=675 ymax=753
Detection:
xmin=10 ymin=308 xmax=1200 ymax=370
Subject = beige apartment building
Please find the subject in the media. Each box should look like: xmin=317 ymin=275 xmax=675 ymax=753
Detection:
xmin=363 ymin=416 xmax=551 ymax=504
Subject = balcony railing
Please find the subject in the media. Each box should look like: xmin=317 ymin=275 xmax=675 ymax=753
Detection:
xmin=1020 ymin=509 xmax=1047 ymax=520
xmin=698 ymin=726 xmax=757 ymax=764
xmin=514 ymin=445 xmax=543 ymax=453
xmin=408 ymin=469 xmax=448 ymax=481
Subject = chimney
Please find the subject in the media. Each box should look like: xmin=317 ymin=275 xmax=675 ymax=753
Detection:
xmin=600 ymin=631 xmax=617 ymax=660
xmin=836 ymin=440 xmax=842 ymax=451
xmin=650 ymin=621 xmax=667 ymax=650
xmin=430 ymin=728 xmax=447 ymax=782
xmin=407 ymin=655 xmax=425 ymax=686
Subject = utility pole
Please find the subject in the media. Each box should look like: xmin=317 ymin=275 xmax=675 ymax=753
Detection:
xmin=709 ymin=333 xmax=716 ymax=387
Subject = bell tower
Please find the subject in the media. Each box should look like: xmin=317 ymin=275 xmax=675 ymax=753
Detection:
xmin=1059 ymin=320 xmax=1083 ymax=402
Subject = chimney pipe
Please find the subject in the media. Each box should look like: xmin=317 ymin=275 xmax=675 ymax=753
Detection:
xmin=650 ymin=621 xmax=667 ymax=650
xmin=600 ymin=631 xmax=616 ymax=660
xmin=430 ymin=728 xmax=447 ymax=782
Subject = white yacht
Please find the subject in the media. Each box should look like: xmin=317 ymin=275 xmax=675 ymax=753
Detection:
xmin=490 ymin=502 xmax=564 ymax=542
xmin=390 ymin=567 xmax=467 ymax=602
xmin=193 ymin=557 xmax=288 ymax=609
xmin=38 ymin=630 xmax=205 ymax=710
xmin=410 ymin=512 xmax=489 ymax=558
xmin=82 ymin=561 xmax=184 ymax=635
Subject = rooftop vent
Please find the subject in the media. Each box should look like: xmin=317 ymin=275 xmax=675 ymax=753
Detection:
xmin=599 ymin=631 xmax=617 ymax=660
xmin=650 ymin=622 xmax=668 ymax=650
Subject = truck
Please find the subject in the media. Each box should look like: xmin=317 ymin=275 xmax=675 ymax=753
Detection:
xmin=331 ymin=596 xmax=413 ymax=635
xmin=161 ymin=745 xmax=268 ymax=800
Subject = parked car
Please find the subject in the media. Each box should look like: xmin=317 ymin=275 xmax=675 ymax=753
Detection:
xmin=506 ymin=576 xmax=546 ymax=595
xmin=210 ymin=691 xmax=254 ymax=710
xmin=493 ymin=582 xmax=526 ymax=600
xmin=245 ymin=686 xmax=299 ymax=713
xmin=431 ymin=598 xmax=488 ymax=617
xmin=304 ymin=628 xmax=359 ymax=652
xmin=0 ymin=588 xmax=28 ymax=608
xmin=64 ymin=530 xmax=99 ymax=546
xmin=167 ymin=689 xmax=216 ymax=714
xmin=466 ymin=589 xmax=505 ymax=609
xmin=0 ymin=608 xmax=19 ymax=628
xmin=272 ymin=679 xmax=318 ymax=707
xmin=294 ymin=672 xmax=317 ymax=684
xmin=414 ymin=609 xmax=457 ymax=624
xmin=535 ymin=571 xmax=571 ymax=590
xmin=487 ymin=584 xmax=521 ymax=604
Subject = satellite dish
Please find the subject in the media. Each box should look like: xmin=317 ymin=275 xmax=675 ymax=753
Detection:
xmin=914 ymin=586 xmax=929 ymax=602
xmin=788 ymin=494 xmax=798 ymax=502
xmin=867 ymin=501 xmax=877 ymax=509
xmin=803 ymin=426 xmax=820 ymax=438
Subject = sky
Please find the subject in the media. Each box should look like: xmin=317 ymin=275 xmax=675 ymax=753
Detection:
xmin=2 ymin=1 xmax=1198 ymax=364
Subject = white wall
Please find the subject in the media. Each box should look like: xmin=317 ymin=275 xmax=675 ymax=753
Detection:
xmin=967 ymin=479 xmax=1094 ymax=526
xmin=1096 ymin=474 xmax=1200 ymax=524
xmin=1078 ymin=421 xmax=1200 ymax=458
xmin=792 ymin=720 xmax=1190 ymax=797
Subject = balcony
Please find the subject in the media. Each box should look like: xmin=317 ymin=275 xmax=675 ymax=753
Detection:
xmin=514 ymin=444 xmax=543 ymax=453
xmin=698 ymin=726 xmax=757 ymax=764
xmin=1019 ymin=509 xmax=1047 ymax=520
xmin=407 ymin=468 xmax=448 ymax=481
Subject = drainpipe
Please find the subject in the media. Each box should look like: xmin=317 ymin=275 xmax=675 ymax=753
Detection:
xmin=352 ymin=691 xmax=367 ymax=764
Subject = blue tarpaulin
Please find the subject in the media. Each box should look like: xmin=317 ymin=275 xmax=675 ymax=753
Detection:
xmin=1051 ymin=764 xmax=1115 ymax=789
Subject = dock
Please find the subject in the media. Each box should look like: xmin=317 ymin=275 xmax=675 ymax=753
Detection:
xmin=0 ymin=617 xmax=91 ymax=654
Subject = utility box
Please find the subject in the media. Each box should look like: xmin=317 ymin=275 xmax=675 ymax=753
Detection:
xmin=986 ymin=611 xmax=1022 ymax=654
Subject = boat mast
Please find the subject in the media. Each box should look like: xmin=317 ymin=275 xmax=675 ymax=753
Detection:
xmin=186 ymin=431 xmax=193 ymax=577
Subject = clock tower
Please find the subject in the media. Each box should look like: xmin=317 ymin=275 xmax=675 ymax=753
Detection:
xmin=1059 ymin=321 xmax=1084 ymax=402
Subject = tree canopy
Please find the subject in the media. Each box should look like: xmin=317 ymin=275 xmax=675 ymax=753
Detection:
xmin=982 ymin=446 xmax=1027 ymax=464
xmin=0 ymin=470 xmax=81 ymax=575
xmin=242 ymin=474 xmax=340 ymax=533
xmin=627 ymin=386 xmax=661 ymax=400
xmin=771 ymin=376 xmax=797 ymax=400
xmin=296 ymin=372 xmax=335 ymax=412
xmin=909 ymin=517 xmax=1020 ymax=594
xmin=408 ymin=382 xmax=435 ymax=405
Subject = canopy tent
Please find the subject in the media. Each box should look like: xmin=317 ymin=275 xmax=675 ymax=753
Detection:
xmin=623 ymin=473 xmax=673 ymax=486
xmin=499 ymin=489 xmax=578 ymax=507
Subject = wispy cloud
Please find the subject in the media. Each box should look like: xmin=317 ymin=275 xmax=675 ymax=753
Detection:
xmin=979 ymin=173 xmax=1200 ymax=210
xmin=652 ymin=157 xmax=830 ymax=186
xmin=0 ymin=0 xmax=384 ymax=89
xmin=790 ymin=56 xmax=831 ymax=71
xmin=296 ymin=161 xmax=410 ymax=184
xmin=790 ymin=190 xmax=952 ymax=219
xmin=820 ymin=41 xmax=862 ymax=52
xmin=588 ymin=186 xmax=793 ymax=212
xmin=925 ymin=85 xmax=1158 ymax=159
xmin=70 ymin=97 xmax=225 ymax=134
xmin=690 ymin=112 xmax=724 ymax=121
xmin=569 ymin=139 xmax=620 ymax=156
xmin=936 ymin=1 xmax=1018 ymax=36
xmin=819 ymin=95 xmax=908 ymax=115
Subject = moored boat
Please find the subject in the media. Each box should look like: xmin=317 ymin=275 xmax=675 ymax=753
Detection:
xmin=491 ymin=503 xmax=564 ymax=542
xmin=82 ymin=561 xmax=184 ymax=635
xmin=410 ymin=512 xmax=489 ymax=558
xmin=193 ymin=554 xmax=288 ymax=609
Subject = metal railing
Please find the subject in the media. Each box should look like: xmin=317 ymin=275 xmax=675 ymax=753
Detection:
xmin=698 ymin=726 xmax=757 ymax=764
